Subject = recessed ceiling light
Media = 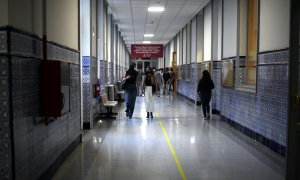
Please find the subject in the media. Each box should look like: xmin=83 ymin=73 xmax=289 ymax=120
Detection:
xmin=143 ymin=41 xmax=151 ymax=44
xmin=148 ymin=6 xmax=164 ymax=12
xmin=144 ymin=34 xmax=154 ymax=37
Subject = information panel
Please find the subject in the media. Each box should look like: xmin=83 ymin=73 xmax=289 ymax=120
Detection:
xmin=131 ymin=44 xmax=163 ymax=58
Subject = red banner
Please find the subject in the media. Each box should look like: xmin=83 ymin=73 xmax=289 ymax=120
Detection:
xmin=131 ymin=44 xmax=163 ymax=58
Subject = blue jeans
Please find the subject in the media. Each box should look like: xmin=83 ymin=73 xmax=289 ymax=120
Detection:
xmin=125 ymin=84 xmax=137 ymax=117
xmin=200 ymin=92 xmax=212 ymax=117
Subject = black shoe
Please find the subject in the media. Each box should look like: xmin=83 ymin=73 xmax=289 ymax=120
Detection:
xmin=129 ymin=116 xmax=132 ymax=119
xmin=207 ymin=114 xmax=210 ymax=119
xmin=150 ymin=112 xmax=153 ymax=118
xmin=146 ymin=112 xmax=149 ymax=119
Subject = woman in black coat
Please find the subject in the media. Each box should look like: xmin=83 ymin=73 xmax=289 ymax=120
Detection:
xmin=197 ymin=70 xmax=214 ymax=119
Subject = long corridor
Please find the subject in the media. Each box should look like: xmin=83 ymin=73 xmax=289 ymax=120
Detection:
xmin=52 ymin=96 xmax=285 ymax=180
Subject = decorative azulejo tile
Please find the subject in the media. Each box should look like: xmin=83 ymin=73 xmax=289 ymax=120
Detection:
xmin=48 ymin=43 xmax=80 ymax=64
xmin=0 ymin=31 xmax=7 ymax=53
xmin=3 ymin=29 xmax=81 ymax=180
xmin=258 ymin=50 xmax=289 ymax=65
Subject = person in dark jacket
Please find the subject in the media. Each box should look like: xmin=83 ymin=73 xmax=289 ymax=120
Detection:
xmin=162 ymin=68 xmax=170 ymax=95
xmin=123 ymin=62 xmax=138 ymax=119
xmin=197 ymin=70 xmax=214 ymax=119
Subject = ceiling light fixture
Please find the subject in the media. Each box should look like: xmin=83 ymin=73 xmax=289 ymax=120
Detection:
xmin=148 ymin=6 xmax=164 ymax=12
xmin=143 ymin=41 xmax=151 ymax=44
xmin=144 ymin=34 xmax=154 ymax=37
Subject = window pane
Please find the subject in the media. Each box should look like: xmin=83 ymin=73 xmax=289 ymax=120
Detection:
xmin=246 ymin=0 xmax=258 ymax=84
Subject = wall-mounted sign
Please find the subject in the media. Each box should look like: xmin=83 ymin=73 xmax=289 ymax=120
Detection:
xmin=131 ymin=44 xmax=163 ymax=58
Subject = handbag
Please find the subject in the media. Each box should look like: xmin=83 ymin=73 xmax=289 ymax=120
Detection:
xmin=121 ymin=79 xmax=128 ymax=90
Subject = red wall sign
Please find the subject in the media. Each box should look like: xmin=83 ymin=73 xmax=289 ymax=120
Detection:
xmin=131 ymin=44 xmax=163 ymax=58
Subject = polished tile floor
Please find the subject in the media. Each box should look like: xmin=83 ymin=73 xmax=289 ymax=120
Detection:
xmin=52 ymin=95 xmax=285 ymax=180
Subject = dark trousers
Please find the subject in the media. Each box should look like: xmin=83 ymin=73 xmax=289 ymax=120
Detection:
xmin=125 ymin=84 xmax=137 ymax=117
xmin=200 ymin=92 xmax=212 ymax=117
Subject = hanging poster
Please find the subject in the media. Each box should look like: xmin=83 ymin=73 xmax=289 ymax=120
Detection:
xmin=131 ymin=44 xmax=163 ymax=58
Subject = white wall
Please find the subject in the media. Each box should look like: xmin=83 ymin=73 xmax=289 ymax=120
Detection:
xmin=183 ymin=27 xmax=187 ymax=64
xmin=204 ymin=3 xmax=212 ymax=61
xmin=212 ymin=0 xmax=219 ymax=61
xmin=186 ymin=23 xmax=191 ymax=64
xmin=0 ymin=0 xmax=8 ymax=26
xmin=196 ymin=11 xmax=204 ymax=62
xmin=223 ymin=0 xmax=237 ymax=58
xmin=170 ymin=39 xmax=174 ymax=66
xmin=8 ymin=0 xmax=32 ymax=33
xmin=259 ymin=0 xmax=290 ymax=52
xmin=217 ymin=0 xmax=222 ymax=60
xmin=32 ymin=0 xmax=43 ymax=37
xmin=92 ymin=0 xmax=97 ymax=57
xmin=107 ymin=14 xmax=111 ymax=62
xmin=191 ymin=17 xmax=197 ymax=63
xmin=178 ymin=32 xmax=182 ymax=65
xmin=97 ymin=0 xmax=104 ymax=60
xmin=47 ymin=0 xmax=79 ymax=50
xmin=81 ymin=0 xmax=90 ymax=56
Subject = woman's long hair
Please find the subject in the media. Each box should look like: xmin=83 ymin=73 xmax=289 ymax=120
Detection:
xmin=202 ymin=70 xmax=211 ymax=79
xmin=129 ymin=62 xmax=136 ymax=71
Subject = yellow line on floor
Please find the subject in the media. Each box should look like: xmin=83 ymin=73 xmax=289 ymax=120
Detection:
xmin=155 ymin=112 xmax=187 ymax=180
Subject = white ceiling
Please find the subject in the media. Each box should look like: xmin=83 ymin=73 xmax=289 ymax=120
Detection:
xmin=107 ymin=0 xmax=210 ymax=52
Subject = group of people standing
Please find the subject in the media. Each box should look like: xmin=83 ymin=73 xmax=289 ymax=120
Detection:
xmin=123 ymin=62 xmax=214 ymax=120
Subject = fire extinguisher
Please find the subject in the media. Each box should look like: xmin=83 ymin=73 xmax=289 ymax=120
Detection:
xmin=94 ymin=81 xmax=100 ymax=98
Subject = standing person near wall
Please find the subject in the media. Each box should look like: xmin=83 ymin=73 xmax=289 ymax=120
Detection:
xmin=197 ymin=70 xmax=215 ymax=120
xmin=168 ymin=68 xmax=175 ymax=94
xmin=153 ymin=67 xmax=162 ymax=97
xmin=123 ymin=62 xmax=138 ymax=119
xmin=143 ymin=67 xmax=157 ymax=118
xmin=136 ymin=70 xmax=143 ymax=96
xmin=162 ymin=68 xmax=170 ymax=95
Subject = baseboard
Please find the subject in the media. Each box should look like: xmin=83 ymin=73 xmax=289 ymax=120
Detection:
xmin=38 ymin=134 xmax=81 ymax=180
xmin=220 ymin=115 xmax=286 ymax=157
xmin=177 ymin=93 xmax=199 ymax=105
xmin=212 ymin=109 xmax=220 ymax=115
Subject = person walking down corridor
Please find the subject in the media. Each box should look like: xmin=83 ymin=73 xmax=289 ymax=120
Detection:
xmin=163 ymin=68 xmax=170 ymax=95
xmin=168 ymin=68 xmax=175 ymax=94
xmin=154 ymin=68 xmax=162 ymax=97
xmin=197 ymin=70 xmax=214 ymax=120
xmin=123 ymin=62 xmax=138 ymax=119
xmin=143 ymin=67 xmax=157 ymax=119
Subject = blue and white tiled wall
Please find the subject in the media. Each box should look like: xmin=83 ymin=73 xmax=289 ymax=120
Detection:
xmin=212 ymin=61 xmax=222 ymax=112
xmin=212 ymin=50 xmax=289 ymax=156
xmin=177 ymin=62 xmax=211 ymax=103
xmin=0 ymin=27 xmax=81 ymax=179
xmin=0 ymin=30 xmax=11 ymax=180
xmin=82 ymin=56 xmax=98 ymax=128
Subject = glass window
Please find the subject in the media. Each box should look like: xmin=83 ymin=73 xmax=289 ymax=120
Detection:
xmin=237 ymin=0 xmax=258 ymax=90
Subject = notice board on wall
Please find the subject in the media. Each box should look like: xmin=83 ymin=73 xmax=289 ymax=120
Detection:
xmin=131 ymin=44 xmax=163 ymax=58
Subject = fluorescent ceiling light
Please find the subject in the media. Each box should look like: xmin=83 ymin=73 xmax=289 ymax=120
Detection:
xmin=148 ymin=6 xmax=164 ymax=12
xmin=144 ymin=34 xmax=154 ymax=37
xmin=143 ymin=41 xmax=151 ymax=44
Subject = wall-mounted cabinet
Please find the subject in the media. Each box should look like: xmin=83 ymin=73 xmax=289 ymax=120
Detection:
xmin=42 ymin=60 xmax=70 ymax=123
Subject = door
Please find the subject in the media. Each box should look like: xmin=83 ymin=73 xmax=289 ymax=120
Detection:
xmin=286 ymin=0 xmax=300 ymax=179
